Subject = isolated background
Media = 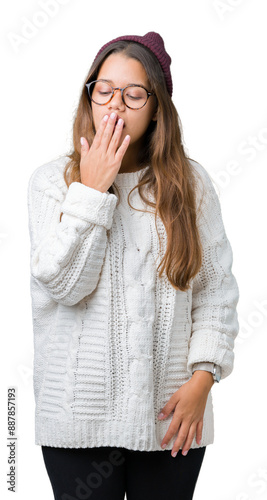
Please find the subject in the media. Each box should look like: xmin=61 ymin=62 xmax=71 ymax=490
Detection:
xmin=1 ymin=1 xmax=267 ymax=499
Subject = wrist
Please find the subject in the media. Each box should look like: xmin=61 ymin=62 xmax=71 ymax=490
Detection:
xmin=191 ymin=370 xmax=214 ymax=389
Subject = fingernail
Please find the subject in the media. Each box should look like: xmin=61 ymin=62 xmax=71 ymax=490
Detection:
xmin=182 ymin=450 xmax=188 ymax=456
xmin=161 ymin=443 xmax=167 ymax=449
xmin=158 ymin=412 xmax=165 ymax=419
xmin=172 ymin=451 xmax=177 ymax=458
xmin=103 ymin=115 xmax=109 ymax=122
xmin=110 ymin=112 xmax=116 ymax=119
xmin=117 ymin=118 xmax=123 ymax=126
xmin=80 ymin=137 xmax=85 ymax=146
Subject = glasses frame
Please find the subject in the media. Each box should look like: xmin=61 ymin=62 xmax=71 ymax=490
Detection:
xmin=85 ymin=79 xmax=155 ymax=110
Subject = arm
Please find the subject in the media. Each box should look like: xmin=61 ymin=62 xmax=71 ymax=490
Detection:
xmin=158 ymin=164 xmax=239 ymax=457
xmin=27 ymin=160 xmax=118 ymax=306
xmin=188 ymin=166 xmax=240 ymax=380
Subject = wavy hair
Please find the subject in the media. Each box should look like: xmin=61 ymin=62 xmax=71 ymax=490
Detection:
xmin=60 ymin=41 xmax=206 ymax=291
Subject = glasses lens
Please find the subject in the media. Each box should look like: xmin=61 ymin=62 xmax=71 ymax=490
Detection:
xmin=90 ymin=81 xmax=113 ymax=104
xmin=123 ymin=86 xmax=147 ymax=109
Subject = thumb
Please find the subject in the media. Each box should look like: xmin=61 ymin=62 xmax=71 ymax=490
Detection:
xmin=158 ymin=394 xmax=179 ymax=420
xmin=80 ymin=137 xmax=89 ymax=156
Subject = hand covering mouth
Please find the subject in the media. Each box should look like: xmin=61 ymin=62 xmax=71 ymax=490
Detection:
xmin=113 ymin=115 xmax=125 ymax=128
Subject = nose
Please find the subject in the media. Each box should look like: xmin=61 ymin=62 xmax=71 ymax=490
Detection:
xmin=107 ymin=88 xmax=125 ymax=111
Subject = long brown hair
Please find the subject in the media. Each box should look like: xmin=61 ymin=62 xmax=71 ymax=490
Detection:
xmin=60 ymin=41 xmax=206 ymax=291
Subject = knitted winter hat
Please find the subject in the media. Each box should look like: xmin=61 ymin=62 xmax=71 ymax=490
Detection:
xmin=94 ymin=31 xmax=173 ymax=97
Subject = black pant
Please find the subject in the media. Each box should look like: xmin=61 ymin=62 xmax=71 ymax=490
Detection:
xmin=41 ymin=445 xmax=206 ymax=500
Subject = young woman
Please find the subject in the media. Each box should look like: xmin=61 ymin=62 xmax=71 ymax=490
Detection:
xmin=27 ymin=31 xmax=239 ymax=500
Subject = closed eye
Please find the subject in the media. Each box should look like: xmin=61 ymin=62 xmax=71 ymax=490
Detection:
xmin=126 ymin=94 xmax=142 ymax=100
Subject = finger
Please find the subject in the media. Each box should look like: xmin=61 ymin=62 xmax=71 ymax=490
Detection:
xmin=160 ymin=414 xmax=182 ymax=449
xmin=101 ymin=112 xmax=117 ymax=150
xmin=80 ymin=137 xmax=89 ymax=158
xmin=115 ymin=134 xmax=131 ymax=162
xmin=180 ymin=423 xmax=197 ymax=456
xmin=170 ymin=422 xmax=190 ymax=457
xmin=108 ymin=118 xmax=124 ymax=152
xmin=93 ymin=114 xmax=109 ymax=148
xmin=158 ymin=391 xmax=180 ymax=420
xmin=195 ymin=420 xmax=203 ymax=445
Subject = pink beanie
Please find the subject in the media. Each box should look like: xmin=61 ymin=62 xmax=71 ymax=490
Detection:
xmin=93 ymin=31 xmax=173 ymax=97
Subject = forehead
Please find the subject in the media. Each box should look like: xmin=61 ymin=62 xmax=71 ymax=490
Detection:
xmin=97 ymin=53 xmax=149 ymax=86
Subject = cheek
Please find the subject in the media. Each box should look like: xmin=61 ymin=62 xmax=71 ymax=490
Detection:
xmin=131 ymin=114 xmax=153 ymax=137
xmin=91 ymin=105 xmax=100 ymax=130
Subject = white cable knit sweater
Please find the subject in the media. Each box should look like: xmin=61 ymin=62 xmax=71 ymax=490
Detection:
xmin=27 ymin=156 xmax=239 ymax=451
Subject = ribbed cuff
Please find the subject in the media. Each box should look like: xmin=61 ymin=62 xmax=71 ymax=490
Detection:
xmin=192 ymin=362 xmax=214 ymax=373
xmin=61 ymin=182 xmax=118 ymax=229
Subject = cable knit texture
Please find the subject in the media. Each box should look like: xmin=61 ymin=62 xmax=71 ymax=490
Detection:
xmin=27 ymin=156 xmax=239 ymax=451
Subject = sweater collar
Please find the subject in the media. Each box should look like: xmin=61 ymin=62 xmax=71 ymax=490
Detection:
xmin=114 ymin=165 xmax=150 ymax=188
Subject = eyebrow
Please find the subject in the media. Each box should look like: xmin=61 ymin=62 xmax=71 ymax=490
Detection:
xmin=99 ymin=78 xmax=147 ymax=87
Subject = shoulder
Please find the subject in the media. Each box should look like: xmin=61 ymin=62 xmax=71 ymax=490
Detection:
xmin=188 ymin=159 xmax=218 ymax=194
xmin=188 ymin=160 xmax=226 ymax=242
xmin=27 ymin=155 xmax=70 ymax=202
xmin=188 ymin=158 xmax=221 ymax=211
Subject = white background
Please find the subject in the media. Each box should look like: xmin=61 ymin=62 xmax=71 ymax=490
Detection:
xmin=1 ymin=1 xmax=267 ymax=499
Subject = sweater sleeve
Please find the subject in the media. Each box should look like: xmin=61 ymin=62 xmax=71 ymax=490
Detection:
xmin=187 ymin=165 xmax=240 ymax=381
xmin=27 ymin=160 xmax=118 ymax=306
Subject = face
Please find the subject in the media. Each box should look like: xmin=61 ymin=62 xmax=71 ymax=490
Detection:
xmin=91 ymin=53 xmax=157 ymax=149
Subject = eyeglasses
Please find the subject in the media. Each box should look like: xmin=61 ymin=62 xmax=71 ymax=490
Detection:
xmin=85 ymin=79 xmax=155 ymax=110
